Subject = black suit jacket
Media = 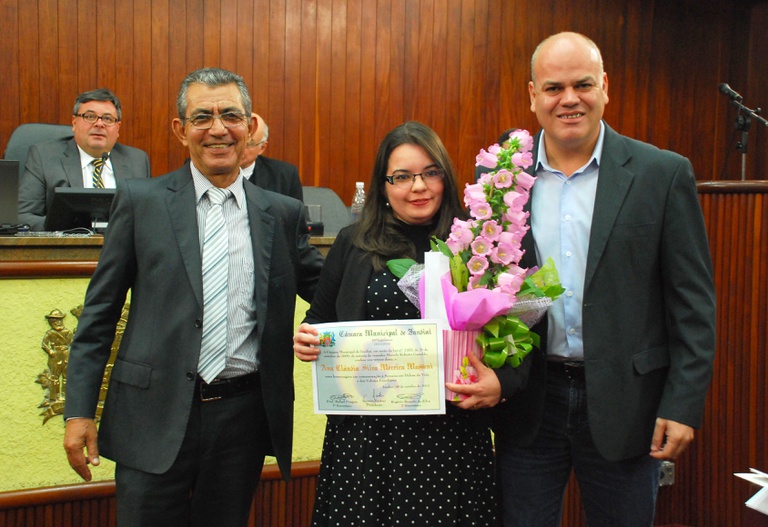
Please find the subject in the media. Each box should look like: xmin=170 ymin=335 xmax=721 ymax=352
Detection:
xmin=63 ymin=166 xmax=324 ymax=478
xmin=18 ymin=137 xmax=151 ymax=230
xmin=248 ymin=155 xmax=303 ymax=201
xmin=493 ymin=123 xmax=716 ymax=462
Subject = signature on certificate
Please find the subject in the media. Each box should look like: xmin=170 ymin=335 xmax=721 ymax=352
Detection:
xmin=396 ymin=393 xmax=422 ymax=402
xmin=329 ymin=393 xmax=353 ymax=401
xmin=363 ymin=388 xmax=384 ymax=403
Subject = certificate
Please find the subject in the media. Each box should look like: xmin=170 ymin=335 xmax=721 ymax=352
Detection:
xmin=311 ymin=319 xmax=445 ymax=415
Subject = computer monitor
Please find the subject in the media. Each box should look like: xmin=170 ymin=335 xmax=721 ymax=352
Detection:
xmin=44 ymin=187 xmax=116 ymax=232
xmin=0 ymin=160 xmax=20 ymax=231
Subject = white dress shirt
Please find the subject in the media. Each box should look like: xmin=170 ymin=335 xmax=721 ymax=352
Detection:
xmin=77 ymin=146 xmax=116 ymax=188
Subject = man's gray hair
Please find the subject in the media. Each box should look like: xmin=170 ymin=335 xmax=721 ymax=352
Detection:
xmin=176 ymin=67 xmax=252 ymax=119
xmin=261 ymin=124 xmax=269 ymax=143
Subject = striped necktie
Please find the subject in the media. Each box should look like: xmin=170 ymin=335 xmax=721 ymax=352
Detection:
xmin=92 ymin=155 xmax=107 ymax=188
xmin=197 ymin=187 xmax=231 ymax=383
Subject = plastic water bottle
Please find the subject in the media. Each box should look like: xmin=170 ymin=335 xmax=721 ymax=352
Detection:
xmin=351 ymin=181 xmax=365 ymax=222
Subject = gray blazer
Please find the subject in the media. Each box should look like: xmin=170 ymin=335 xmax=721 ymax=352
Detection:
xmin=18 ymin=137 xmax=151 ymax=230
xmin=493 ymin=123 xmax=716 ymax=461
xmin=63 ymin=166 xmax=324 ymax=478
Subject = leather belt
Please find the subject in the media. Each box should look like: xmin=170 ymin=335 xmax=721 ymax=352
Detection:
xmin=547 ymin=361 xmax=585 ymax=381
xmin=195 ymin=372 xmax=260 ymax=402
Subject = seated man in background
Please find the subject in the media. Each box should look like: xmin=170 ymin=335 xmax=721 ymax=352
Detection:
xmin=240 ymin=114 xmax=303 ymax=201
xmin=18 ymin=88 xmax=151 ymax=231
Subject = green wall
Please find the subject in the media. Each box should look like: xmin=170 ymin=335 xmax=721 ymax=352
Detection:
xmin=0 ymin=278 xmax=324 ymax=492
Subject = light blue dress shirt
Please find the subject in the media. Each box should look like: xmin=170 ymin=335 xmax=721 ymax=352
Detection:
xmin=530 ymin=123 xmax=605 ymax=361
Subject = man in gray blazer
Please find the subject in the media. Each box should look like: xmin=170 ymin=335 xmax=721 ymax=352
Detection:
xmin=448 ymin=32 xmax=716 ymax=526
xmin=63 ymin=68 xmax=324 ymax=527
xmin=17 ymin=88 xmax=150 ymax=231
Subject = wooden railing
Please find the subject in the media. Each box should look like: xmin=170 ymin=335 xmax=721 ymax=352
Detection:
xmin=684 ymin=181 xmax=768 ymax=527
xmin=0 ymin=462 xmax=319 ymax=527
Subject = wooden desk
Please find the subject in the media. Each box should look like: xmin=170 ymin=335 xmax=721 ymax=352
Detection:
xmin=0 ymin=235 xmax=334 ymax=277
xmin=308 ymin=236 xmax=334 ymax=256
xmin=0 ymin=235 xmax=104 ymax=262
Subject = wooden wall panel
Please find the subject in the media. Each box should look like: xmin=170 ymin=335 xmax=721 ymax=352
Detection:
xmin=0 ymin=1 xmax=18 ymax=146
xmin=746 ymin=4 xmax=768 ymax=183
xmin=1 ymin=1 xmax=768 ymax=524
xmin=659 ymin=183 xmax=768 ymax=527
xmin=2 ymin=0 xmax=765 ymax=206
xmin=342 ymin=0 xmax=362 ymax=187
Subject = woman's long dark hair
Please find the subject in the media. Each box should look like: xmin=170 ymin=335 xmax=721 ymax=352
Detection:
xmin=352 ymin=121 xmax=467 ymax=271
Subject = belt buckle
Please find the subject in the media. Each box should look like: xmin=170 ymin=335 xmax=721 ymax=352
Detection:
xmin=199 ymin=380 xmax=222 ymax=402
xmin=562 ymin=361 xmax=584 ymax=379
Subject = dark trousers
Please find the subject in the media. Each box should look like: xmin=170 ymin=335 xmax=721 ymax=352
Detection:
xmin=115 ymin=384 xmax=270 ymax=527
xmin=496 ymin=367 xmax=661 ymax=527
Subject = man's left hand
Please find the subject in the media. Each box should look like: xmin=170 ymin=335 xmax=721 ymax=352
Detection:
xmin=650 ymin=417 xmax=695 ymax=460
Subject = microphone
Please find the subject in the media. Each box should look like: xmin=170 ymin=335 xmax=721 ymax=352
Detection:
xmin=719 ymin=83 xmax=743 ymax=102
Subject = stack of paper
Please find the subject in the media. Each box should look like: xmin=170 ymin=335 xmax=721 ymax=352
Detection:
xmin=735 ymin=468 xmax=768 ymax=514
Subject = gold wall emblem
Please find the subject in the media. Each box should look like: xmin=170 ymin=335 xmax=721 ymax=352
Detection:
xmin=36 ymin=304 xmax=130 ymax=424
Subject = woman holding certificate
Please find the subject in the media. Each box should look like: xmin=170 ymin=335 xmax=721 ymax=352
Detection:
xmin=294 ymin=121 xmax=499 ymax=526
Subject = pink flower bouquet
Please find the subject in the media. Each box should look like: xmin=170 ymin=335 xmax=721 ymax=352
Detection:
xmin=390 ymin=129 xmax=564 ymax=400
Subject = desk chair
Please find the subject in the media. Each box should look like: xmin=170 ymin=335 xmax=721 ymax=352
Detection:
xmin=4 ymin=123 xmax=73 ymax=178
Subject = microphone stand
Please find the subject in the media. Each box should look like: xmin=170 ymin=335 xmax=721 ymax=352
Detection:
xmin=728 ymin=98 xmax=768 ymax=181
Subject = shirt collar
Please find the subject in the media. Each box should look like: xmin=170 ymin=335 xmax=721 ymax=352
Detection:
xmin=76 ymin=145 xmax=112 ymax=170
xmin=190 ymin=161 xmax=247 ymax=209
xmin=241 ymin=161 xmax=256 ymax=179
xmin=534 ymin=121 xmax=605 ymax=175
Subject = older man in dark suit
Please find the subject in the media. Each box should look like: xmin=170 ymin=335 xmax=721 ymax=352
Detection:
xmin=63 ymin=68 xmax=324 ymax=527
xmin=448 ymin=32 xmax=716 ymax=526
xmin=240 ymin=114 xmax=303 ymax=201
xmin=17 ymin=88 xmax=150 ymax=231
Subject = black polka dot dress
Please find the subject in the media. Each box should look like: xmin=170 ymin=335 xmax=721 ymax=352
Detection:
xmin=311 ymin=225 xmax=499 ymax=526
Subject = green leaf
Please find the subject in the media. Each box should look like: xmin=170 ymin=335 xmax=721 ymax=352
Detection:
xmin=449 ymin=254 xmax=468 ymax=292
xmin=525 ymin=257 xmax=566 ymax=300
xmin=430 ymin=237 xmax=454 ymax=259
xmin=516 ymin=277 xmax=544 ymax=298
xmin=386 ymin=258 xmax=418 ymax=279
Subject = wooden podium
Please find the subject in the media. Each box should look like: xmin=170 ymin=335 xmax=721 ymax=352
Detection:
xmin=0 ymin=234 xmax=334 ymax=277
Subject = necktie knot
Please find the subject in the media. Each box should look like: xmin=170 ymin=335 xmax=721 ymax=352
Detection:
xmin=207 ymin=187 xmax=229 ymax=206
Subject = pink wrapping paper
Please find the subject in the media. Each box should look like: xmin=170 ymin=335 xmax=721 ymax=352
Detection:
xmin=440 ymin=273 xmax=512 ymax=330
xmin=443 ymin=329 xmax=483 ymax=401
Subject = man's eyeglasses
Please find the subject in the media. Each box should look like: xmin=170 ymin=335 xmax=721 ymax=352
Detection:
xmin=74 ymin=112 xmax=119 ymax=126
xmin=185 ymin=112 xmax=247 ymax=130
xmin=385 ymin=168 xmax=446 ymax=187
